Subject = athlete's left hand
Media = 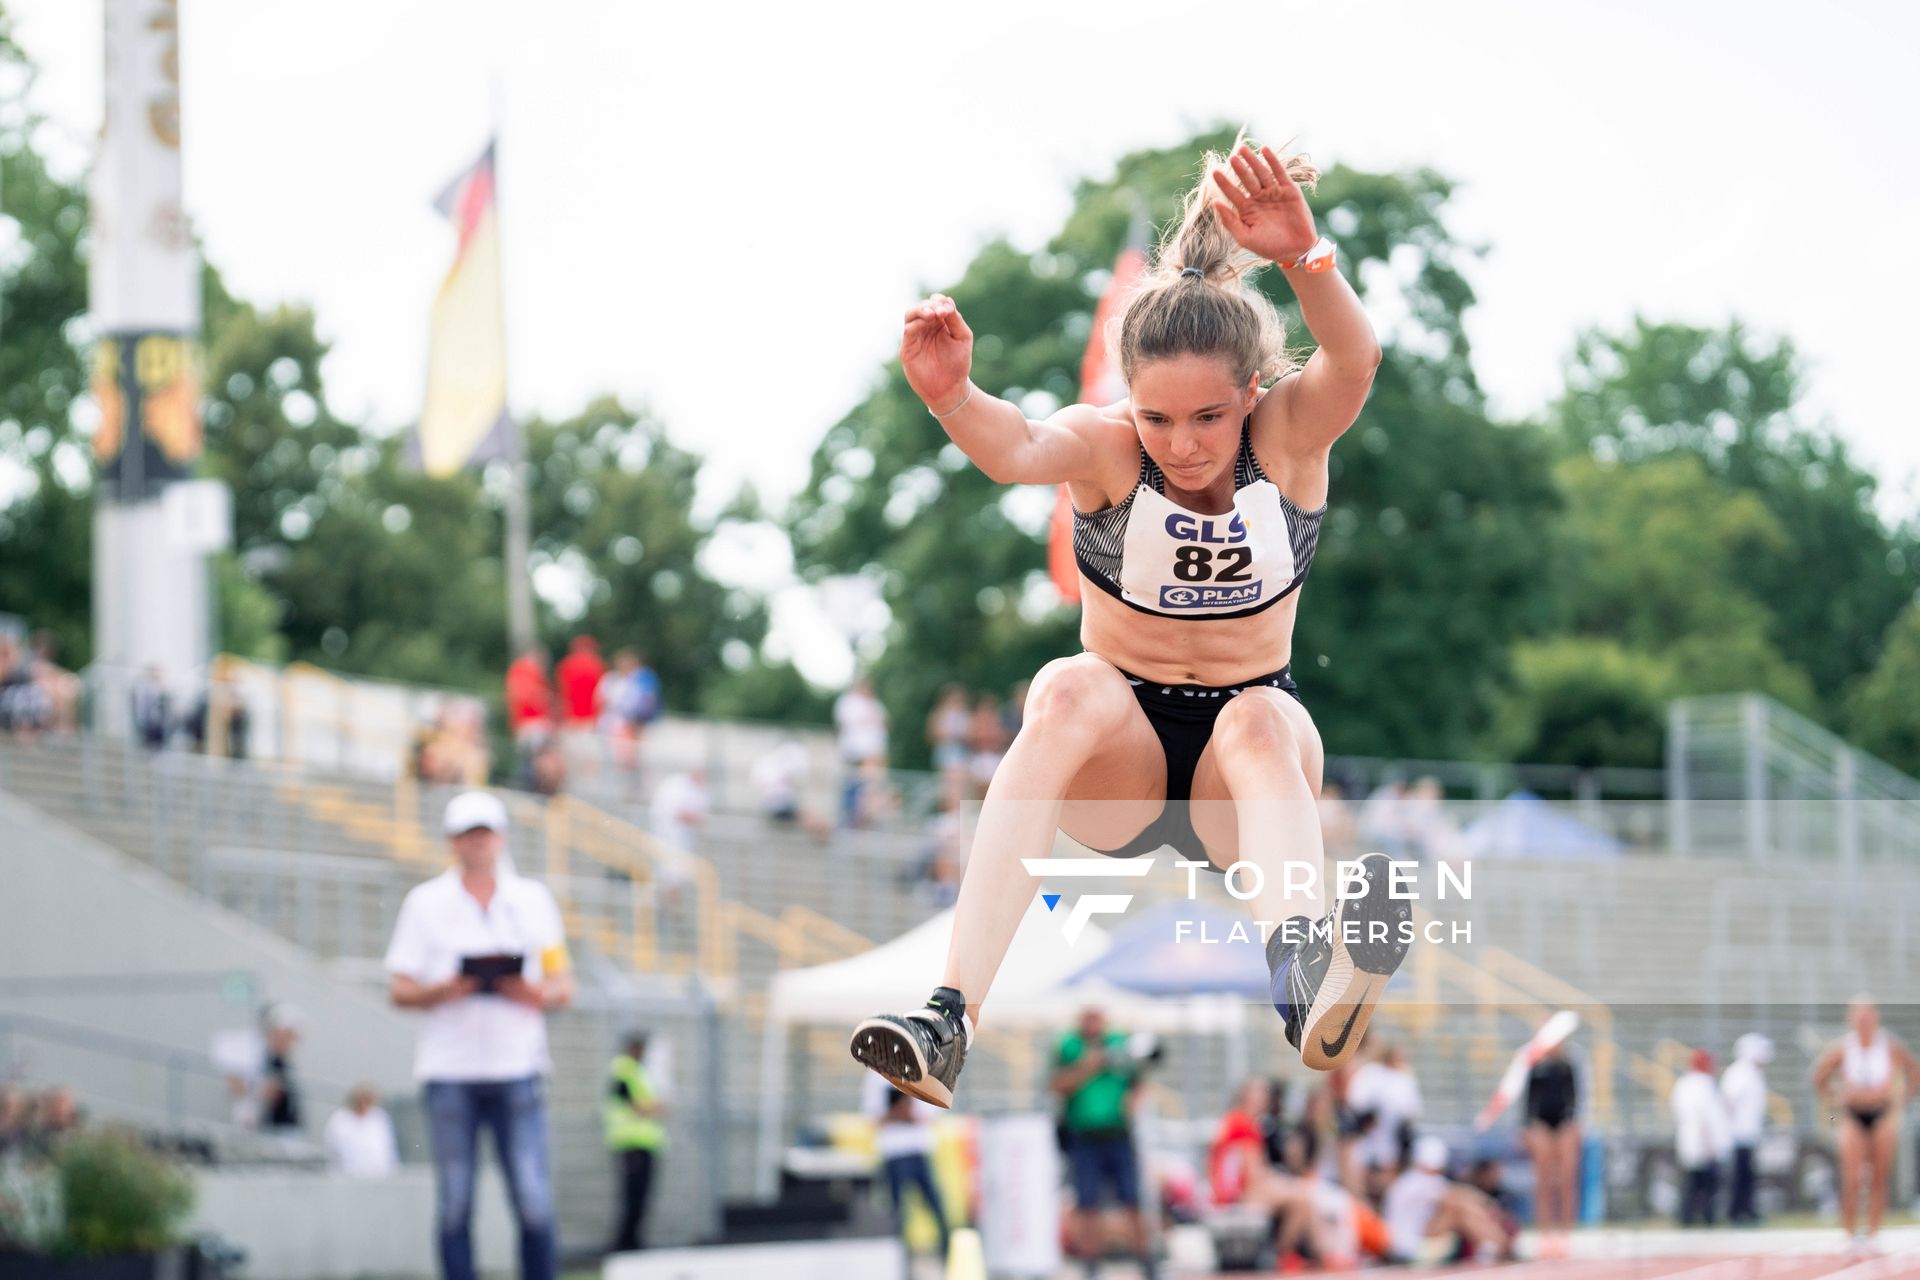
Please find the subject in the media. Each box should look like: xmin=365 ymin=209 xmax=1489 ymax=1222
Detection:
xmin=1211 ymin=142 xmax=1318 ymax=266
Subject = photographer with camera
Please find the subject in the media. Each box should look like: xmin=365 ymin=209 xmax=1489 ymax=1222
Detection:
xmin=1051 ymin=1007 xmax=1158 ymax=1280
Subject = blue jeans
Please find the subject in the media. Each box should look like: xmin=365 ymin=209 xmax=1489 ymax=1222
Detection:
xmin=882 ymin=1152 xmax=949 ymax=1253
xmin=424 ymin=1077 xmax=557 ymax=1280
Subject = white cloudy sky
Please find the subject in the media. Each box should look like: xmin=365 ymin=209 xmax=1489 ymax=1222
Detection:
xmin=8 ymin=0 xmax=1919 ymax=679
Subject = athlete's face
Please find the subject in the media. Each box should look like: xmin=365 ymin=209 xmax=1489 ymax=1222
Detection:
xmin=1128 ymin=355 xmax=1259 ymax=490
xmin=1852 ymin=1002 xmax=1879 ymax=1039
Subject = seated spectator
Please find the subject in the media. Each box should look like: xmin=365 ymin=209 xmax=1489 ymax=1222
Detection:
xmin=1206 ymin=1079 xmax=1324 ymax=1266
xmin=324 ymin=1085 xmax=400 ymax=1178
xmin=753 ymin=738 xmax=806 ymax=824
xmin=1382 ymin=1136 xmax=1514 ymax=1264
xmin=1275 ymin=1122 xmax=1393 ymax=1268
xmin=1346 ymin=1041 xmax=1423 ymax=1179
xmin=851 ymin=757 xmax=900 ymax=829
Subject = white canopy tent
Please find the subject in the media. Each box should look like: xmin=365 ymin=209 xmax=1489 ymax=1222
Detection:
xmin=753 ymin=896 xmax=1247 ymax=1193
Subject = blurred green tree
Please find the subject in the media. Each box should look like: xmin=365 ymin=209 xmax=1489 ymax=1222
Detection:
xmin=1845 ymin=601 xmax=1920 ymax=776
xmin=1552 ymin=318 xmax=1917 ymax=717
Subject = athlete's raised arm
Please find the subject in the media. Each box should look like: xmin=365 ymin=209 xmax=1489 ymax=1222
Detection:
xmin=900 ymin=294 xmax=1099 ymax=486
xmin=1211 ymin=143 xmax=1382 ymax=458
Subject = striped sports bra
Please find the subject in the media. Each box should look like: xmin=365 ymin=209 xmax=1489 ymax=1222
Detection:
xmin=1072 ymin=419 xmax=1325 ymax=620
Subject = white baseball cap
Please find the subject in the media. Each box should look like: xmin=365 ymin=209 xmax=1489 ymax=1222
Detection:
xmin=1412 ymin=1135 xmax=1449 ymax=1171
xmin=443 ymin=790 xmax=509 ymax=836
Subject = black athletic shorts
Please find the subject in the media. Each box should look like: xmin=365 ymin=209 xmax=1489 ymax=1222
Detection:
xmin=1086 ymin=663 xmax=1301 ymax=865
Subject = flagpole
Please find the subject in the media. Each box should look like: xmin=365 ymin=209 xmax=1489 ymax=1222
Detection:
xmin=491 ymin=74 xmax=536 ymax=659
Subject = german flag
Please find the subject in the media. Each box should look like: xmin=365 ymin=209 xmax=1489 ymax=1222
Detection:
xmin=415 ymin=142 xmax=515 ymax=476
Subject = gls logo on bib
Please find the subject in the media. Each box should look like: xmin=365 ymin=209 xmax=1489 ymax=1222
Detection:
xmin=1160 ymin=583 xmax=1263 ymax=609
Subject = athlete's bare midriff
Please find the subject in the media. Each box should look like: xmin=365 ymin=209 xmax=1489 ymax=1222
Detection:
xmin=1071 ymin=399 xmax=1323 ymax=686
xmin=1081 ymin=587 xmax=1303 ymax=685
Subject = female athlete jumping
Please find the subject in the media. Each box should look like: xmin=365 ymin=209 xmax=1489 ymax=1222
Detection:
xmin=1812 ymin=996 xmax=1919 ymax=1253
xmin=851 ymin=138 xmax=1410 ymax=1107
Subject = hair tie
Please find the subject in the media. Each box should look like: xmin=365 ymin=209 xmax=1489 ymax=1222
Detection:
xmin=1180 ymin=267 xmax=1205 ymax=280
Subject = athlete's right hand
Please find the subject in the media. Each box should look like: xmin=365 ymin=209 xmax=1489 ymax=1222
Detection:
xmin=901 ymin=293 xmax=973 ymax=414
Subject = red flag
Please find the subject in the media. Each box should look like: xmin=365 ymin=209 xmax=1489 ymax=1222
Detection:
xmin=1050 ymin=229 xmax=1149 ymax=602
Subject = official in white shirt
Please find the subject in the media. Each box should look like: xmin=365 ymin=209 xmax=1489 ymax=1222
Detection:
xmin=385 ymin=791 xmax=575 ymax=1280
xmin=323 ymin=1084 xmax=400 ymax=1178
xmin=1720 ymin=1034 xmax=1771 ymax=1225
xmin=1670 ymin=1048 xmax=1732 ymax=1227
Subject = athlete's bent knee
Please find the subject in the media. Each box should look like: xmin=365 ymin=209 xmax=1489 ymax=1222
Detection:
xmin=1212 ymin=690 xmax=1302 ymax=763
xmin=1022 ymin=656 xmax=1130 ymax=739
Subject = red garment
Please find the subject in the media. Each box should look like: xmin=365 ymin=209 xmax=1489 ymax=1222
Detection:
xmin=1208 ymin=1108 xmax=1264 ymax=1206
xmin=554 ymin=651 xmax=606 ymax=724
xmin=504 ymin=657 xmax=552 ymax=732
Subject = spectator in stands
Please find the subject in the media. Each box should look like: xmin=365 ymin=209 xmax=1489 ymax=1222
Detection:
xmin=1207 ymin=1078 xmax=1325 ymax=1268
xmin=385 ymin=790 xmax=574 ymax=1280
xmin=908 ymin=793 xmax=970 ymax=906
xmin=649 ymin=769 xmax=709 ymax=904
xmin=597 ymin=649 xmax=656 ymax=788
xmin=23 ymin=1088 xmax=81 ymax=1158
xmin=259 ymin=1003 xmax=305 ymax=1137
xmin=852 ymin=756 xmax=901 ymax=829
xmin=926 ymin=685 xmax=972 ymax=807
xmin=1672 ymin=1047 xmax=1731 ymax=1227
xmin=0 ymin=1085 xmax=28 ymax=1155
xmin=1346 ymin=1041 xmax=1422 ymax=1178
xmin=606 ymin=1032 xmax=668 ymax=1253
xmin=28 ymin=632 xmax=80 ymax=735
xmin=1356 ymin=778 xmax=1411 ymax=860
xmin=553 ymin=636 xmax=606 ymax=780
xmin=751 ymin=738 xmax=799 ymax=822
xmin=418 ymin=700 xmax=491 ymax=787
xmin=504 ymin=647 xmax=554 ymax=778
xmin=527 ymin=738 xmax=568 ymax=797
xmin=0 ymin=635 xmax=40 ymax=737
xmin=1052 ymin=1008 xmax=1157 ymax=1279
xmin=965 ymin=693 xmax=1008 ymax=797
xmin=862 ymin=1070 xmax=949 ymax=1260
xmin=324 ymin=1085 xmax=400 ymax=1178
xmin=1721 ymin=1033 xmax=1772 ymax=1226
xmin=833 ymin=677 xmax=888 ymax=825
xmin=1317 ymin=779 xmax=1357 ymax=861
xmin=1001 ymin=679 xmax=1029 ymax=741
xmin=1402 ymin=777 xmax=1462 ymax=862
xmin=1382 ymin=1136 xmax=1511 ymax=1264
xmin=129 ymin=665 xmax=172 ymax=751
